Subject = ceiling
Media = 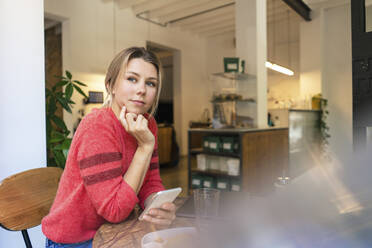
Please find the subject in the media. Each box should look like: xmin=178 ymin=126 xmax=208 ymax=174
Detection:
xmin=117 ymin=0 xmax=303 ymax=37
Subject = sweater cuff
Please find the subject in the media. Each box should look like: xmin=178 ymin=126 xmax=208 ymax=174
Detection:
xmin=139 ymin=186 xmax=165 ymax=210
xmin=117 ymin=180 xmax=139 ymax=216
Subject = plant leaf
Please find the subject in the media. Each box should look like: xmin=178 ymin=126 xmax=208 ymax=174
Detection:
xmin=52 ymin=115 xmax=68 ymax=131
xmin=55 ymin=80 xmax=69 ymax=88
xmin=55 ymin=92 xmax=63 ymax=98
xmin=61 ymin=138 xmax=72 ymax=150
xmin=66 ymin=70 xmax=72 ymax=79
xmin=65 ymin=84 xmax=73 ymax=100
xmin=52 ymin=149 xmax=66 ymax=168
xmin=49 ymin=137 xmax=65 ymax=143
xmin=63 ymin=149 xmax=69 ymax=159
xmin=57 ymin=96 xmax=72 ymax=113
xmin=73 ymin=84 xmax=88 ymax=98
xmin=48 ymin=98 xmax=57 ymax=116
xmin=73 ymin=80 xmax=87 ymax=86
xmin=49 ymin=130 xmax=66 ymax=143
xmin=54 ymin=75 xmax=67 ymax=80
xmin=51 ymin=130 xmax=66 ymax=138
xmin=54 ymin=144 xmax=63 ymax=150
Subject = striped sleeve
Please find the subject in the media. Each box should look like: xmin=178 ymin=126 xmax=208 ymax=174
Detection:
xmin=138 ymin=118 xmax=165 ymax=209
xmin=76 ymin=121 xmax=139 ymax=223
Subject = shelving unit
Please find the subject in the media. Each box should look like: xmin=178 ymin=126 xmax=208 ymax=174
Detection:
xmin=210 ymin=72 xmax=257 ymax=128
xmin=190 ymin=148 xmax=240 ymax=158
xmin=210 ymin=98 xmax=256 ymax=104
xmin=188 ymin=127 xmax=289 ymax=195
xmin=212 ymin=72 xmax=256 ymax=81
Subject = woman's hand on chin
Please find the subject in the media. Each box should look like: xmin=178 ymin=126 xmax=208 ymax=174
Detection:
xmin=120 ymin=106 xmax=154 ymax=150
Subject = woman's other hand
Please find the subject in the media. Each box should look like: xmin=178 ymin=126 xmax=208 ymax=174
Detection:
xmin=119 ymin=106 xmax=155 ymax=150
xmin=142 ymin=202 xmax=176 ymax=226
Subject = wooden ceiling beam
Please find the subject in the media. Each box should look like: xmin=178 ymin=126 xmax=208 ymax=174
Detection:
xmin=146 ymin=0 xmax=211 ymax=19
xmin=188 ymin=19 xmax=235 ymax=33
xmin=281 ymin=0 xmax=311 ymax=21
xmin=116 ymin=0 xmax=148 ymax=10
xmin=205 ymin=29 xmax=235 ymax=37
xmin=179 ymin=14 xmax=234 ymax=30
xmin=158 ymin=0 xmax=234 ymax=24
xmin=170 ymin=5 xmax=234 ymax=27
xmin=202 ymin=26 xmax=235 ymax=37
xmin=196 ymin=22 xmax=234 ymax=34
xmin=132 ymin=0 xmax=183 ymax=15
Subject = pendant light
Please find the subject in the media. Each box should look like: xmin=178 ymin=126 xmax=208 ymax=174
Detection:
xmin=266 ymin=0 xmax=294 ymax=76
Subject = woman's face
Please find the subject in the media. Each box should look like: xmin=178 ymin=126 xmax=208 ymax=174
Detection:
xmin=112 ymin=58 xmax=158 ymax=115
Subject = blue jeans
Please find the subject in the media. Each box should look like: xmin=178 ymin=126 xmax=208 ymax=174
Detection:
xmin=45 ymin=238 xmax=92 ymax=248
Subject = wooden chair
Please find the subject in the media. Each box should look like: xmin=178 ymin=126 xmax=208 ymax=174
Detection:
xmin=0 ymin=167 xmax=63 ymax=248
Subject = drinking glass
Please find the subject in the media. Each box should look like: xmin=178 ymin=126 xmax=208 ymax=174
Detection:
xmin=193 ymin=188 xmax=220 ymax=235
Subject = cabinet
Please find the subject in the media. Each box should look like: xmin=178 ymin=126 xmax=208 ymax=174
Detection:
xmin=158 ymin=126 xmax=173 ymax=164
xmin=210 ymin=72 xmax=257 ymax=128
xmin=188 ymin=128 xmax=289 ymax=195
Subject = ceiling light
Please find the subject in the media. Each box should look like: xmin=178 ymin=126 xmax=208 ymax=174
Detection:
xmin=265 ymin=61 xmax=294 ymax=76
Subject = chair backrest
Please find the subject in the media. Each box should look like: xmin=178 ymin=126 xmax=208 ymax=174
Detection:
xmin=0 ymin=167 xmax=63 ymax=231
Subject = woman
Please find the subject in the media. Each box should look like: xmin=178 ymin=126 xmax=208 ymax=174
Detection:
xmin=42 ymin=47 xmax=176 ymax=248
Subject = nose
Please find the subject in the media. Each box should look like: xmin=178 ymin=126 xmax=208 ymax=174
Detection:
xmin=136 ymin=80 xmax=146 ymax=95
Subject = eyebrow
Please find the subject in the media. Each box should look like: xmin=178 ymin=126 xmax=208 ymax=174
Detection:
xmin=126 ymin=71 xmax=158 ymax=81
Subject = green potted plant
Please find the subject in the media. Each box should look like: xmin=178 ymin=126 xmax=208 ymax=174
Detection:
xmin=313 ymin=93 xmax=330 ymax=160
xmin=46 ymin=70 xmax=87 ymax=168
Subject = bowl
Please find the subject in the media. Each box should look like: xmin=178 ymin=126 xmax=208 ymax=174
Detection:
xmin=141 ymin=227 xmax=197 ymax=248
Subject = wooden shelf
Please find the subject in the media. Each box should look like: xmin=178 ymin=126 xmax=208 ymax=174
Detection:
xmin=191 ymin=169 xmax=240 ymax=178
xmin=190 ymin=148 xmax=240 ymax=158
xmin=211 ymin=98 xmax=256 ymax=103
xmin=212 ymin=72 xmax=256 ymax=81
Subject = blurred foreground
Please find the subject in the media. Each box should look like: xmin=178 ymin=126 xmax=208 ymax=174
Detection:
xmin=190 ymin=149 xmax=372 ymax=248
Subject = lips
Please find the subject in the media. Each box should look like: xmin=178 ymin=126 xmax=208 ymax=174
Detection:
xmin=131 ymin=100 xmax=145 ymax=105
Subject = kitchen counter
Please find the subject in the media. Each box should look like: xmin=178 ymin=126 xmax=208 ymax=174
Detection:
xmin=188 ymin=127 xmax=289 ymax=194
xmin=189 ymin=126 xmax=288 ymax=133
xmin=269 ymin=108 xmax=321 ymax=178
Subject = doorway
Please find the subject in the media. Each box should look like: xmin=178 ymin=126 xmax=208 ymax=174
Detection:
xmin=147 ymin=42 xmax=181 ymax=167
xmin=147 ymin=43 xmax=175 ymax=125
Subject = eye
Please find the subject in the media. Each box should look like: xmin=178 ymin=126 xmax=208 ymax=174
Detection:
xmin=146 ymin=81 xmax=157 ymax=87
xmin=127 ymin=77 xmax=137 ymax=83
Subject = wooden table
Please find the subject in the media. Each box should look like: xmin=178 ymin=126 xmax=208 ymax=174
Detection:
xmin=93 ymin=197 xmax=194 ymax=248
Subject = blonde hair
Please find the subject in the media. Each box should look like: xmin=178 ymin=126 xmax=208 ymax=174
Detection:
xmin=103 ymin=47 xmax=162 ymax=116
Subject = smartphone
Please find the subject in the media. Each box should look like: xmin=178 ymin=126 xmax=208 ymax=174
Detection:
xmin=138 ymin=187 xmax=182 ymax=220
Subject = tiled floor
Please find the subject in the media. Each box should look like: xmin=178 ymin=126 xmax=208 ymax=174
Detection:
xmin=159 ymin=156 xmax=189 ymax=197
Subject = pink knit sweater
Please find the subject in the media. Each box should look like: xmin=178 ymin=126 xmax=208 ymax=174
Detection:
xmin=42 ymin=108 xmax=164 ymax=244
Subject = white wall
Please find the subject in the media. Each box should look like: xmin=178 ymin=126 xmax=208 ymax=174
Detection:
xmin=267 ymin=11 xmax=301 ymax=109
xmin=299 ymin=10 xmax=322 ymax=99
xmin=205 ymin=32 xmax=236 ymax=120
xmin=322 ymin=3 xmax=353 ymax=160
xmin=0 ymin=0 xmax=46 ymax=247
xmin=44 ymin=0 xmax=209 ymax=155
xmin=206 ymin=33 xmax=236 ymax=76
xmin=299 ymin=3 xmax=352 ymax=160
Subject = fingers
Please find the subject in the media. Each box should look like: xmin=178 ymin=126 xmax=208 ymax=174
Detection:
xmin=161 ymin=202 xmax=176 ymax=212
xmin=124 ymin=112 xmax=154 ymax=148
xmin=135 ymin=114 xmax=144 ymax=130
xmin=119 ymin=106 xmax=128 ymax=130
xmin=142 ymin=214 xmax=173 ymax=226
xmin=126 ymin=113 xmax=148 ymax=132
xmin=141 ymin=203 xmax=176 ymax=226
xmin=126 ymin=112 xmax=137 ymax=129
